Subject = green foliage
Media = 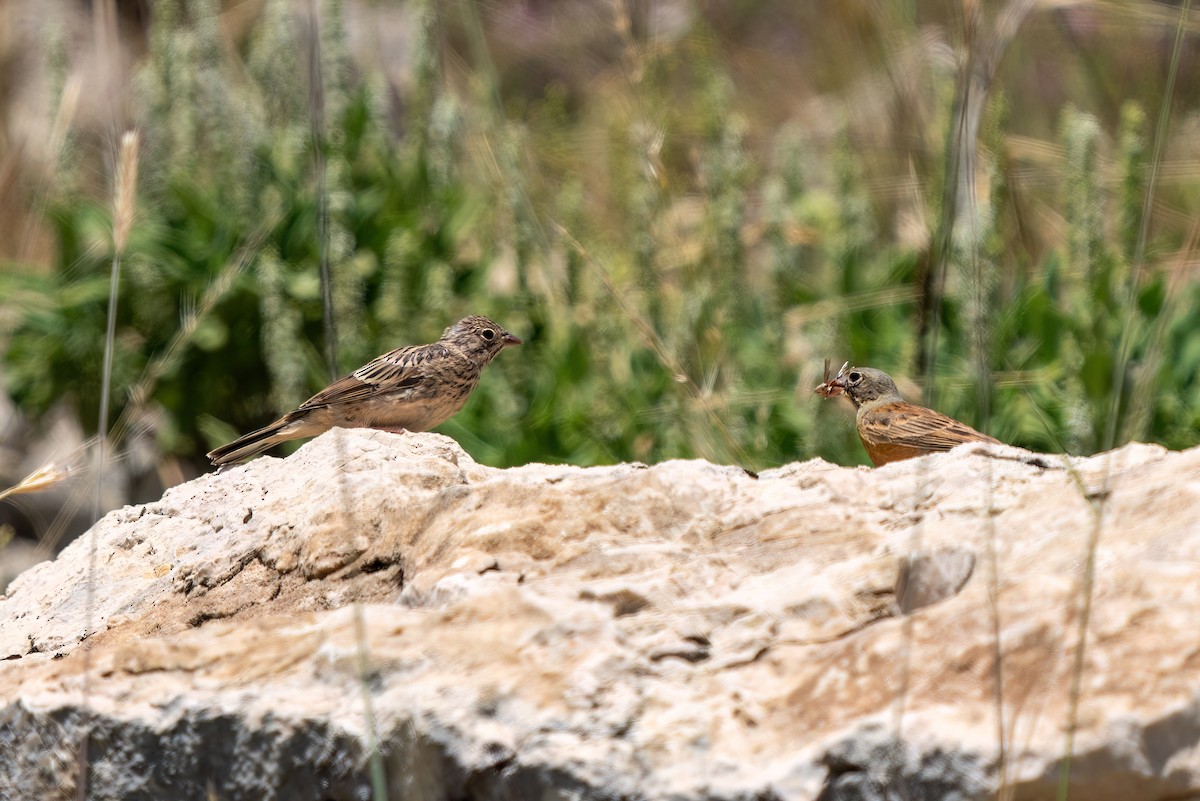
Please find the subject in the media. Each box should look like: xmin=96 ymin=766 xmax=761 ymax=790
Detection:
xmin=2 ymin=1 xmax=1198 ymax=473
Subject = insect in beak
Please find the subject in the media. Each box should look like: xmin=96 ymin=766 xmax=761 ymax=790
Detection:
xmin=814 ymin=359 xmax=849 ymax=398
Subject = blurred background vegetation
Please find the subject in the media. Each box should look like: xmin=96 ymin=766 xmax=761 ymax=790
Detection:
xmin=1 ymin=0 xmax=1199 ymax=561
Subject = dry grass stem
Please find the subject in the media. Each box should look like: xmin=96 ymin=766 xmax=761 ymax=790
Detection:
xmin=48 ymin=75 xmax=82 ymax=163
xmin=0 ymin=463 xmax=72 ymax=503
xmin=112 ymin=130 xmax=140 ymax=255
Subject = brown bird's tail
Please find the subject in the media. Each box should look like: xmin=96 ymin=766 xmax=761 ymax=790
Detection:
xmin=207 ymin=412 xmax=312 ymax=466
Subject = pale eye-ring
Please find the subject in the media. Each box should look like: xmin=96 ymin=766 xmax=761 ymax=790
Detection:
xmin=848 ymin=371 xmax=862 ymax=383
xmin=480 ymin=329 xmax=496 ymax=341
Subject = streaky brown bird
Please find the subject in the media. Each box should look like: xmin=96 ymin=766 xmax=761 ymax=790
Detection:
xmin=816 ymin=364 xmax=999 ymax=466
xmin=208 ymin=315 xmax=522 ymax=466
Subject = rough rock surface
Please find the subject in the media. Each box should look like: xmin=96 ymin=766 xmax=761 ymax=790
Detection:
xmin=1 ymin=429 xmax=1198 ymax=801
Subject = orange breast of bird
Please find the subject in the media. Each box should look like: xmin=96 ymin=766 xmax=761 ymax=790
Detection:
xmin=856 ymin=400 xmax=999 ymax=467
xmin=859 ymin=438 xmax=936 ymax=466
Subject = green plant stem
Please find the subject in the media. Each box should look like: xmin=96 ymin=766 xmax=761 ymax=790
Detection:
xmin=309 ymin=0 xmax=339 ymax=381
xmin=1104 ymin=0 xmax=1192 ymax=451
xmin=354 ymin=604 xmax=389 ymax=800
xmin=77 ymin=246 xmax=123 ymax=801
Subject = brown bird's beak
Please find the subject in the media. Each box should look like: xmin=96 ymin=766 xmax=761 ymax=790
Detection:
xmin=502 ymin=332 xmax=523 ymax=347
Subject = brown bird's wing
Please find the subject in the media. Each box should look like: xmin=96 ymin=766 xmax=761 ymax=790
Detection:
xmin=298 ymin=343 xmax=452 ymax=409
xmin=863 ymin=401 xmax=999 ymax=452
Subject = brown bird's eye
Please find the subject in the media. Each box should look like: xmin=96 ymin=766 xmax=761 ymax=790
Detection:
xmin=848 ymin=371 xmax=862 ymax=383
xmin=480 ymin=329 xmax=495 ymax=341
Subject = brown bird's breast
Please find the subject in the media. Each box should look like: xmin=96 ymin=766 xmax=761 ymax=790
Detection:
xmin=861 ymin=439 xmax=939 ymax=466
xmin=856 ymin=400 xmax=998 ymax=467
xmin=355 ymin=379 xmax=478 ymax=432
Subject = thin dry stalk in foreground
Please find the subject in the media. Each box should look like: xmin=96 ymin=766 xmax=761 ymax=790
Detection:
xmin=1060 ymin=3 xmax=1192 ymax=799
xmin=0 ymin=463 xmax=73 ymax=503
xmin=112 ymin=131 xmax=139 ymax=255
xmin=77 ymin=125 xmax=142 ymax=801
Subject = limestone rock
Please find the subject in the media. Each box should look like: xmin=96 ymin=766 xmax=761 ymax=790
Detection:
xmin=0 ymin=429 xmax=1198 ymax=801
